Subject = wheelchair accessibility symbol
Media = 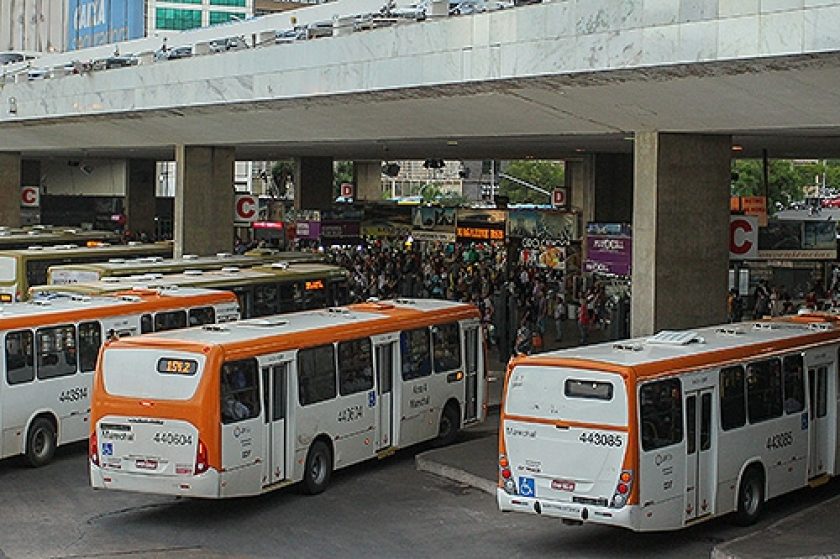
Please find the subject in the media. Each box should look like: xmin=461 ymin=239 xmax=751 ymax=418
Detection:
xmin=519 ymin=476 xmax=535 ymax=497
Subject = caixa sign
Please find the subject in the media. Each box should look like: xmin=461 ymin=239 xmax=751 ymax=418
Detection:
xmin=729 ymin=215 xmax=758 ymax=260
xmin=592 ymin=238 xmax=625 ymax=252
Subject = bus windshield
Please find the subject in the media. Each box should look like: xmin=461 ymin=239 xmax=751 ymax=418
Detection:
xmin=505 ymin=365 xmax=627 ymax=426
xmin=102 ymin=348 xmax=205 ymax=401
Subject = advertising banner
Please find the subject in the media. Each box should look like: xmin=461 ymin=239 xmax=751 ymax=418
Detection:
xmin=361 ymin=205 xmax=412 ymax=238
xmin=66 ymin=0 xmax=145 ymax=51
xmin=321 ymin=207 xmax=362 ymax=245
xmin=585 ymin=234 xmax=632 ymax=276
xmin=456 ymin=209 xmax=506 ymax=242
xmin=509 ymin=210 xmax=578 ymax=242
xmin=411 ymin=207 xmax=456 ymax=242
xmin=758 ymin=220 xmax=837 ymax=260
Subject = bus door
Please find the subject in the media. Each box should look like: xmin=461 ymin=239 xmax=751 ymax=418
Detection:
xmin=220 ymin=358 xmax=264 ymax=497
xmin=463 ymin=325 xmax=481 ymax=423
xmin=259 ymin=357 xmax=291 ymax=487
xmin=373 ymin=336 xmax=398 ymax=452
xmin=685 ymin=385 xmax=715 ymax=523
xmin=807 ymin=363 xmax=832 ymax=478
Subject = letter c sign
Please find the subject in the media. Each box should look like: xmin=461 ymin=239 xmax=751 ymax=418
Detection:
xmin=234 ymin=194 xmax=257 ymax=224
xmin=20 ymin=186 xmax=39 ymax=208
xmin=730 ymin=215 xmax=758 ymax=259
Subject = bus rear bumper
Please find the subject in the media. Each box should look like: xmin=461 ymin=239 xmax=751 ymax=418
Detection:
xmin=90 ymin=465 xmax=221 ymax=498
xmin=497 ymin=488 xmax=639 ymax=529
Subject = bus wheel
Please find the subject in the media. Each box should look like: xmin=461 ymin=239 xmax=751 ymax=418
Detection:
xmin=25 ymin=418 xmax=56 ymax=468
xmin=436 ymin=404 xmax=460 ymax=447
xmin=735 ymin=468 xmax=764 ymax=526
xmin=302 ymin=440 xmax=332 ymax=495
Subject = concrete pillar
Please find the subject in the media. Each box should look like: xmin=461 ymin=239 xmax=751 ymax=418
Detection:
xmin=565 ymin=153 xmax=633 ymax=223
xmin=565 ymin=156 xmax=595 ymax=223
xmin=632 ymin=132 xmax=731 ymax=337
xmin=174 ymin=146 xmax=235 ymax=258
xmin=294 ymin=156 xmax=334 ymax=210
xmin=0 ymin=152 xmax=22 ymax=228
xmin=354 ymin=161 xmax=383 ymax=201
xmin=126 ymin=160 xmax=157 ymax=239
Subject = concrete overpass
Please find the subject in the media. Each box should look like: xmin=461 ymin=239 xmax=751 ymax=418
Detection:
xmin=3 ymin=0 xmax=840 ymax=334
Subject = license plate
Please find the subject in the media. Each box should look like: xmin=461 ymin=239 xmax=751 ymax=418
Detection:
xmin=551 ymin=479 xmax=576 ymax=492
xmin=135 ymin=458 xmax=158 ymax=470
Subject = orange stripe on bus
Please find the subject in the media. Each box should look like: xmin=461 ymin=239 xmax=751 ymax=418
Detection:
xmin=502 ymin=414 xmax=629 ymax=432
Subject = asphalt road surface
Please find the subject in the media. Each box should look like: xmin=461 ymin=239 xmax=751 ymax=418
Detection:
xmin=0 ymin=440 xmax=837 ymax=559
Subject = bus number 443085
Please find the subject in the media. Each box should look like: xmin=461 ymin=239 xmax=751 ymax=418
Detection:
xmin=579 ymin=431 xmax=623 ymax=447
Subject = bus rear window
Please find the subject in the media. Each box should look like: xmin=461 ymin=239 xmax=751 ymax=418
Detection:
xmin=102 ymin=349 xmax=204 ymax=400
xmin=565 ymin=379 xmax=613 ymax=400
xmin=0 ymin=256 xmax=16 ymax=282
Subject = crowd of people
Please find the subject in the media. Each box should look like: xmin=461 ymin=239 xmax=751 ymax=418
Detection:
xmin=326 ymin=241 xmax=621 ymax=357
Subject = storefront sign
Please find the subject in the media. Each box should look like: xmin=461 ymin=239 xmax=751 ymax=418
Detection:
xmin=456 ymin=209 xmax=506 ymax=243
xmin=585 ymin=234 xmax=632 ymax=276
xmin=412 ymin=207 xmax=456 ymax=242
xmin=729 ymin=215 xmax=758 ymax=260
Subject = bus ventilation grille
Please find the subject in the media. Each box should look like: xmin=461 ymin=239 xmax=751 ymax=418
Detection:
xmin=202 ymin=324 xmax=229 ymax=332
xmin=808 ymin=322 xmax=832 ymax=332
xmin=715 ymin=327 xmax=744 ymax=336
xmin=646 ymin=330 xmax=704 ymax=345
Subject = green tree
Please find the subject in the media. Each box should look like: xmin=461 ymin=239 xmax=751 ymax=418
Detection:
xmin=334 ymin=161 xmax=354 ymax=198
xmin=731 ymin=159 xmax=804 ymax=211
xmin=270 ymin=160 xmax=295 ymax=198
xmin=498 ymin=160 xmax=564 ymax=204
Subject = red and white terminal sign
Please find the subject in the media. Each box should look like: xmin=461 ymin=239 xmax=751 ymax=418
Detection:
xmin=340 ymin=183 xmax=354 ymax=199
xmin=552 ymin=188 xmax=567 ymax=208
xmin=234 ymin=193 xmax=258 ymax=224
xmin=729 ymin=215 xmax=758 ymax=260
xmin=20 ymin=186 xmax=39 ymax=208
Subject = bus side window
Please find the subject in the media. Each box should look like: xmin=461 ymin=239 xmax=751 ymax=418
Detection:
xmin=188 ymin=306 xmax=215 ymax=326
xmin=6 ymin=330 xmax=34 ymax=385
xmin=432 ymin=323 xmax=461 ymax=373
xmin=746 ymin=358 xmax=783 ymax=423
xmin=338 ymin=338 xmax=373 ymax=395
xmin=639 ymin=378 xmax=682 ymax=451
xmin=720 ymin=365 xmax=746 ymax=430
xmin=154 ymin=310 xmax=187 ymax=332
xmin=140 ymin=314 xmax=153 ymax=334
xmin=220 ymin=358 xmax=260 ymax=424
xmin=36 ymin=325 xmax=77 ymax=379
xmin=254 ymin=284 xmax=279 ymax=317
xmin=782 ymin=355 xmax=805 ymax=414
xmin=78 ymin=321 xmax=101 ymax=372
xmin=297 ymin=344 xmax=337 ymax=406
xmin=400 ymin=328 xmax=431 ymax=380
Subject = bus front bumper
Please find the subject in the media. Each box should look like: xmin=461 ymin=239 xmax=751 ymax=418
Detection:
xmin=90 ymin=464 xmax=221 ymax=498
xmin=497 ymin=488 xmax=639 ymax=529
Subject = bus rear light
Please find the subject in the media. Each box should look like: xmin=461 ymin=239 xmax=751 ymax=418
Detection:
xmin=501 ymin=467 xmax=512 ymax=479
xmin=194 ymin=439 xmax=208 ymax=475
xmin=612 ymin=470 xmax=633 ymax=508
xmin=89 ymin=432 xmax=99 ymax=466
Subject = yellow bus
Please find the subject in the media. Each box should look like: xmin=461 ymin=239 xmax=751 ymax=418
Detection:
xmin=0 ymin=242 xmax=173 ymax=302
xmin=33 ymin=262 xmax=349 ymax=318
xmin=90 ymin=299 xmax=486 ymax=497
xmin=0 ymin=286 xmax=238 ymax=467
xmin=47 ymin=250 xmax=323 ymax=285
xmin=0 ymin=226 xmax=119 ymax=250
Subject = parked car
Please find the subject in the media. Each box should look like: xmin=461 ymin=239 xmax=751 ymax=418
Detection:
xmin=383 ymin=1 xmax=428 ymax=20
xmin=275 ymin=28 xmax=306 ymax=44
xmin=92 ymin=54 xmax=138 ymax=70
xmin=210 ymin=36 xmax=249 ymax=53
xmin=165 ymin=45 xmax=194 ymax=60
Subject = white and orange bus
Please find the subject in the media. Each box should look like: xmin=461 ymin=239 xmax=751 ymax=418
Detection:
xmin=498 ymin=314 xmax=840 ymax=531
xmin=0 ymin=287 xmax=238 ymax=467
xmin=90 ymin=299 xmax=486 ymax=497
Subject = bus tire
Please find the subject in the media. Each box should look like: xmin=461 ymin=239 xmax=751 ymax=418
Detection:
xmin=25 ymin=418 xmax=56 ymax=468
xmin=734 ymin=467 xmax=764 ymax=526
xmin=302 ymin=440 xmax=332 ymax=495
xmin=436 ymin=403 xmax=460 ymax=447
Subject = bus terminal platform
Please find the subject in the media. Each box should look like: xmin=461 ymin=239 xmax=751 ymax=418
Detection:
xmin=416 ymin=323 xmax=840 ymax=559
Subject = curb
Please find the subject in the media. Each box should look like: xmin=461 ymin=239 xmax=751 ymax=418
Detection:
xmin=711 ymin=493 xmax=840 ymax=559
xmin=415 ymin=452 xmax=497 ymax=495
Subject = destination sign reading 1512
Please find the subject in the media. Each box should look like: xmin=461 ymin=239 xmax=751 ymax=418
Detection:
xmin=157 ymin=358 xmax=198 ymax=375
xmin=456 ymin=227 xmax=504 ymax=240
